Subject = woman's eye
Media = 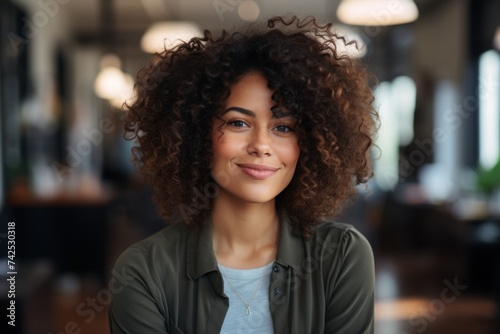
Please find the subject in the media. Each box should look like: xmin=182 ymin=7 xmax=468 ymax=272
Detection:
xmin=274 ymin=125 xmax=294 ymax=133
xmin=227 ymin=120 xmax=248 ymax=128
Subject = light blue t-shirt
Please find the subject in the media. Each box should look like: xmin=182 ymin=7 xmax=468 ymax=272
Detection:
xmin=218 ymin=262 xmax=274 ymax=334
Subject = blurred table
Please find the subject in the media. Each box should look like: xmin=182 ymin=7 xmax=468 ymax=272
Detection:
xmin=462 ymin=217 xmax=500 ymax=326
xmin=4 ymin=187 xmax=114 ymax=284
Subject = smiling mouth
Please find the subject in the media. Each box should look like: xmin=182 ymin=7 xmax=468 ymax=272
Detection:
xmin=236 ymin=164 xmax=279 ymax=180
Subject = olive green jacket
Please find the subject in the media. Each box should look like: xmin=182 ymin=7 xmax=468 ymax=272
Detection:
xmin=109 ymin=214 xmax=374 ymax=333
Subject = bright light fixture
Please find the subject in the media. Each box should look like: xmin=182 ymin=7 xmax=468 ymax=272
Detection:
xmin=238 ymin=1 xmax=260 ymax=22
xmin=110 ymin=73 xmax=135 ymax=109
xmin=140 ymin=21 xmax=202 ymax=54
xmin=94 ymin=53 xmax=134 ymax=108
xmin=337 ymin=0 xmax=419 ymax=26
xmin=94 ymin=67 xmax=127 ymax=100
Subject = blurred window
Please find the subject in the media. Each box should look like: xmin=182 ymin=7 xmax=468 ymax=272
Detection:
xmin=373 ymin=76 xmax=416 ymax=190
xmin=478 ymin=49 xmax=500 ymax=169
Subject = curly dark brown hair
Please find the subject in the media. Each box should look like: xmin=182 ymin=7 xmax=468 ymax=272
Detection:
xmin=124 ymin=16 xmax=379 ymax=238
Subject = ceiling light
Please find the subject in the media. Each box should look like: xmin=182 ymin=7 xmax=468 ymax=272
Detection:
xmin=110 ymin=73 xmax=135 ymax=109
xmin=94 ymin=54 xmax=134 ymax=106
xmin=238 ymin=1 xmax=260 ymax=22
xmin=94 ymin=67 xmax=126 ymax=100
xmin=140 ymin=21 xmax=202 ymax=54
xmin=337 ymin=0 xmax=419 ymax=26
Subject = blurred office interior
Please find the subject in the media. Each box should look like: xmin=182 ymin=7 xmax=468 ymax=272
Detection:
xmin=0 ymin=0 xmax=499 ymax=333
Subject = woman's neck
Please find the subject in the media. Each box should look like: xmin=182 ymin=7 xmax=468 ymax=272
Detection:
xmin=211 ymin=193 xmax=279 ymax=268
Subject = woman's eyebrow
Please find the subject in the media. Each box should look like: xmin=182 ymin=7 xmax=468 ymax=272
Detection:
xmin=224 ymin=106 xmax=297 ymax=120
xmin=223 ymin=107 xmax=255 ymax=117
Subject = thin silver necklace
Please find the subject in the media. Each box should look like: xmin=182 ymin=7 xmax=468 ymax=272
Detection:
xmin=219 ymin=243 xmax=277 ymax=316
xmin=219 ymin=264 xmax=267 ymax=316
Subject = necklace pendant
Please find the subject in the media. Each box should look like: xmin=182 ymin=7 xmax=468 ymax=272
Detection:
xmin=245 ymin=305 xmax=251 ymax=316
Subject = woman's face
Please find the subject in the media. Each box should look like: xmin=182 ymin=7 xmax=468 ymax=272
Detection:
xmin=210 ymin=72 xmax=300 ymax=205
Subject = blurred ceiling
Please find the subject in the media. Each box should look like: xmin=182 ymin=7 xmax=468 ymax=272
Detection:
xmin=10 ymin=0 xmax=447 ymax=53
xmin=50 ymin=0 xmax=445 ymax=33
xmin=66 ymin=0 xmax=338 ymax=33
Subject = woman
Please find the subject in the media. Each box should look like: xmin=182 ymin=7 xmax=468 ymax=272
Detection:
xmin=109 ymin=16 xmax=378 ymax=334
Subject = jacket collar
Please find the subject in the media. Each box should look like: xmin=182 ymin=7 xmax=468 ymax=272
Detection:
xmin=186 ymin=216 xmax=218 ymax=280
xmin=275 ymin=211 xmax=305 ymax=270
xmin=186 ymin=211 xmax=305 ymax=280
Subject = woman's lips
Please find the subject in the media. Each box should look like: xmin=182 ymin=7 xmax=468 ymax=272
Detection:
xmin=237 ymin=164 xmax=279 ymax=180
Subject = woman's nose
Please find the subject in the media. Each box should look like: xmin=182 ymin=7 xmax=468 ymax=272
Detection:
xmin=247 ymin=128 xmax=273 ymax=157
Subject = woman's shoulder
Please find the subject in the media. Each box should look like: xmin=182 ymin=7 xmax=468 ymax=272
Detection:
xmin=312 ymin=220 xmax=366 ymax=239
xmin=113 ymin=222 xmax=190 ymax=272
xmin=309 ymin=221 xmax=373 ymax=258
